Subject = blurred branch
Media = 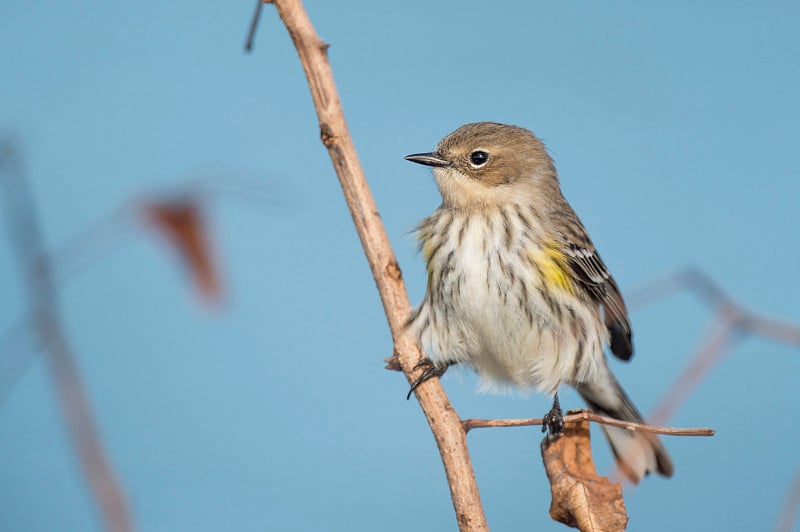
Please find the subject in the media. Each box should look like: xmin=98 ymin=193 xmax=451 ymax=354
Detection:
xmin=48 ymin=175 xmax=274 ymax=285
xmin=463 ymin=409 xmax=715 ymax=437
xmin=649 ymin=317 xmax=741 ymax=427
xmin=47 ymin=205 xmax=134 ymax=285
xmin=628 ymin=268 xmax=800 ymax=427
xmin=0 ymin=173 xmax=278 ymax=402
xmin=776 ymin=468 xmax=800 ymax=532
xmin=542 ymin=417 xmax=628 ymax=531
xmin=0 ymin=318 xmax=36 ymax=404
xmin=263 ymin=1 xmax=488 ymax=529
xmin=0 ymin=139 xmax=132 ymax=531
xmin=628 ymin=268 xmax=800 ymax=345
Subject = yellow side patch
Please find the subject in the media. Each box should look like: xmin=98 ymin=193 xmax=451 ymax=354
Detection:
xmin=529 ymin=244 xmax=574 ymax=293
xmin=421 ymin=237 xmax=436 ymax=263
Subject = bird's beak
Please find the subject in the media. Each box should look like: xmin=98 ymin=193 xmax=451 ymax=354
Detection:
xmin=405 ymin=152 xmax=451 ymax=168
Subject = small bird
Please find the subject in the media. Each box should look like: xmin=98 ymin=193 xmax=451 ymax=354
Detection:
xmin=404 ymin=122 xmax=673 ymax=483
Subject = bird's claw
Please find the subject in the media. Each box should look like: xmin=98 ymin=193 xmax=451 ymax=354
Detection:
xmin=406 ymin=358 xmax=449 ymax=400
xmin=542 ymin=395 xmax=565 ymax=437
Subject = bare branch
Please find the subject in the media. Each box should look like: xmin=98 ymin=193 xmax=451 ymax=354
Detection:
xmin=463 ymin=409 xmax=715 ymax=437
xmin=264 ymin=1 xmax=488 ymax=529
xmin=0 ymin=139 xmax=132 ymax=531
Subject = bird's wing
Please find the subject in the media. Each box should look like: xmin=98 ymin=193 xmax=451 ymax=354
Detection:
xmin=561 ymin=241 xmax=633 ymax=360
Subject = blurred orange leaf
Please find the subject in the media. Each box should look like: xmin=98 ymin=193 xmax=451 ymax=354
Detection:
xmin=141 ymin=197 xmax=222 ymax=305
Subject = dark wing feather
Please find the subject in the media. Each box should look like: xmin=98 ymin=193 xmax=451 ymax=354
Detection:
xmin=562 ymin=242 xmax=633 ymax=360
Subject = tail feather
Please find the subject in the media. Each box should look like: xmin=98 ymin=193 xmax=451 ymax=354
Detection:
xmin=575 ymin=365 xmax=673 ymax=484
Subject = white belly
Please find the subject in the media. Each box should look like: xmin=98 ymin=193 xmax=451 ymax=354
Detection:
xmin=410 ymin=210 xmax=607 ymax=395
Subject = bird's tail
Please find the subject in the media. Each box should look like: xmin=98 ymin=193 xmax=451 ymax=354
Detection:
xmin=575 ymin=364 xmax=674 ymax=484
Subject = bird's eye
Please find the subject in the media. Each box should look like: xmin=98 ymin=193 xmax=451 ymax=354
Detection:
xmin=469 ymin=150 xmax=489 ymax=167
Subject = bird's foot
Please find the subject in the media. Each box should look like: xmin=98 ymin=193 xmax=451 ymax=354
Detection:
xmin=406 ymin=358 xmax=449 ymax=400
xmin=542 ymin=395 xmax=565 ymax=437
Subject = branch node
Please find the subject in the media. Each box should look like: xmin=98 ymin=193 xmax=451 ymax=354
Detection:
xmin=384 ymin=352 xmax=402 ymax=371
xmin=319 ymin=123 xmax=336 ymax=147
xmin=385 ymin=258 xmax=403 ymax=281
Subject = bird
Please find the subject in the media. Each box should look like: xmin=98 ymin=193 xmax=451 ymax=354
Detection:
xmin=404 ymin=121 xmax=673 ymax=483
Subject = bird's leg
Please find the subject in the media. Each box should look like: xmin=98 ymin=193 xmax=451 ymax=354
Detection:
xmin=542 ymin=393 xmax=565 ymax=436
xmin=406 ymin=358 xmax=451 ymax=400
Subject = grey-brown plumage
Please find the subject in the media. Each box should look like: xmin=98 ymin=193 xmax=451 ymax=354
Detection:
xmin=405 ymin=122 xmax=672 ymax=483
xmin=556 ymin=208 xmax=633 ymax=360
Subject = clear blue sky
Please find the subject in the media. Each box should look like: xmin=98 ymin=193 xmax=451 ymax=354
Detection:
xmin=2 ymin=1 xmax=799 ymax=530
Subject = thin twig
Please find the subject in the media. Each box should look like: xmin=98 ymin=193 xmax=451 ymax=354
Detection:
xmin=244 ymin=0 xmax=266 ymax=52
xmin=0 ymin=139 xmax=132 ymax=531
xmin=265 ymin=1 xmax=488 ymax=530
xmin=627 ymin=268 xmax=729 ymax=311
xmin=48 ymin=205 xmax=135 ymax=285
xmin=462 ymin=409 xmax=715 ymax=436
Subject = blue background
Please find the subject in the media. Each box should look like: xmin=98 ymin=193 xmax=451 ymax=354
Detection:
xmin=2 ymin=1 xmax=799 ymax=530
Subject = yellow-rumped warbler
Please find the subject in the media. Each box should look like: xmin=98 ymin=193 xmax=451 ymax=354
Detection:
xmin=404 ymin=122 xmax=672 ymax=483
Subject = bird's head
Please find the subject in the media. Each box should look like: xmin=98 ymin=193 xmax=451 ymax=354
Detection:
xmin=406 ymin=122 xmax=560 ymax=210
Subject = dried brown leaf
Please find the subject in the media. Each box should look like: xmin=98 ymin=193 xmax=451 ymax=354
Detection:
xmin=142 ymin=197 xmax=222 ymax=305
xmin=541 ymin=416 xmax=628 ymax=531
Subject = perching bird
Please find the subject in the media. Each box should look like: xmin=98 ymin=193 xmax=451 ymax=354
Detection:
xmin=404 ymin=122 xmax=672 ymax=483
